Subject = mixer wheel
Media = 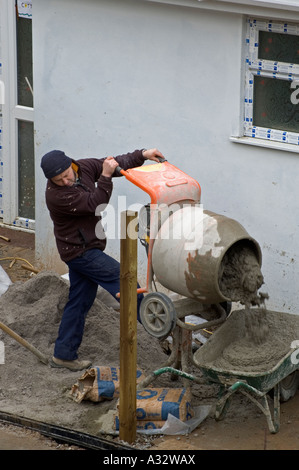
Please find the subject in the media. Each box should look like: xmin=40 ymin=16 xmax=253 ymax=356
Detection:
xmin=140 ymin=292 xmax=177 ymax=340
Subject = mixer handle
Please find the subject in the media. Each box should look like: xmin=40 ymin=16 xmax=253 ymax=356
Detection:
xmin=114 ymin=165 xmax=124 ymax=177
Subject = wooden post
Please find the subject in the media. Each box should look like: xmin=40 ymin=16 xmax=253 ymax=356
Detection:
xmin=119 ymin=210 xmax=138 ymax=443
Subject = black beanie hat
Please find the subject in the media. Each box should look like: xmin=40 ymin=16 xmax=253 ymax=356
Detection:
xmin=41 ymin=150 xmax=72 ymax=179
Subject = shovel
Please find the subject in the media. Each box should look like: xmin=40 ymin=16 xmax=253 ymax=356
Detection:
xmin=0 ymin=320 xmax=48 ymax=365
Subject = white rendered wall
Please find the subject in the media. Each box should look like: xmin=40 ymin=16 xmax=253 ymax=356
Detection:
xmin=33 ymin=0 xmax=299 ymax=313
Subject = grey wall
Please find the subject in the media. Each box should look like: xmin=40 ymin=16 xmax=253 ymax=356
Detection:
xmin=33 ymin=0 xmax=299 ymax=313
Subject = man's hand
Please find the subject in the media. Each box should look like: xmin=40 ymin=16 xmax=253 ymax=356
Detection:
xmin=102 ymin=156 xmax=119 ymax=178
xmin=143 ymin=148 xmax=165 ymax=162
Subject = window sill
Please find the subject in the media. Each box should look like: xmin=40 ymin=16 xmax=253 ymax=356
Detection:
xmin=230 ymin=136 xmax=299 ymax=154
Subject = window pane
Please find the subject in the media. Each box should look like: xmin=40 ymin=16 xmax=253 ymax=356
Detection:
xmin=16 ymin=17 xmax=33 ymax=107
xmin=259 ymin=31 xmax=299 ymax=65
xmin=18 ymin=120 xmax=35 ymax=219
xmin=253 ymin=75 xmax=299 ymax=133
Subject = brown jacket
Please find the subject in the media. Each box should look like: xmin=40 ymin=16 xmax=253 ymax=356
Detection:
xmin=45 ymin=149 xmax=146 ymax=262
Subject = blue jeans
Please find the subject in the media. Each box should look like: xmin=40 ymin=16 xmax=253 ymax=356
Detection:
xmin=54 ymin=248 xmax=143 ymax=360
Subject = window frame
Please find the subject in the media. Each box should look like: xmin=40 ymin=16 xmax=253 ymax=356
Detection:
xmin=243 ymin=18 xmax=299 ymax=147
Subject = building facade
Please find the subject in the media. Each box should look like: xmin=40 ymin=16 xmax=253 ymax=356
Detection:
xmin=1 ymin=0 xmax=299 ymax=312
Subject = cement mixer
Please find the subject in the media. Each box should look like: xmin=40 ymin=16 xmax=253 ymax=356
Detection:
xmin=117 ymin=158 xmax=263 ymax=340
xmin=117 ymin=159 xmax=299 ymax=434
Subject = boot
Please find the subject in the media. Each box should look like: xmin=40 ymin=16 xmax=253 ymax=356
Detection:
xmin=50 ymin=356 xmax=92 ymax=371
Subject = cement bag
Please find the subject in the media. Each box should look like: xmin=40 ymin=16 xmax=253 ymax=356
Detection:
xmin=70 ymin=366 xmax=145 ymax=403
xmin=115 ymin=387 xmax=194 ymax=428
xmin=135 ymin=388 xmax=194 ymax=422
xmin=115 ymin=415 xmax=166 ymax=431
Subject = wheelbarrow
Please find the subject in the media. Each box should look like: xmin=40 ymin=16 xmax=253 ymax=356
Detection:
xmin=193 ymin=308 xmax=299 ymax=433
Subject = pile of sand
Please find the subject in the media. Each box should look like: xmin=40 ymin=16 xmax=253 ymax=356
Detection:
xmin=0 ymin=271 xmax=169 ymax=436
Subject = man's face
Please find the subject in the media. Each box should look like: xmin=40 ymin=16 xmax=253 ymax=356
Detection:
xmin=51 ymin=165 xmax=76 ymax=187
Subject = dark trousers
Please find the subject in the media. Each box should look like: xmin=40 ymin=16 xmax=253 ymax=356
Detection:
xmin=54 ymin=248 xmax=143 ymax=360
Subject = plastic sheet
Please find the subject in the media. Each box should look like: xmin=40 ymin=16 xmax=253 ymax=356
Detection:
xmin=137 ymin=405 xmax=211 ymax=436
xmin=0 ymin=266 xmax=11 ymax=296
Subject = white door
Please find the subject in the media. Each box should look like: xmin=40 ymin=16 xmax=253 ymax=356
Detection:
xmin=1 ymin=0 xmax=34 ymax=230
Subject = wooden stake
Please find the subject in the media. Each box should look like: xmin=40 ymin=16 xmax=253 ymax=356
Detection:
xmin=119 ymin=210 xmax=138 ymax=444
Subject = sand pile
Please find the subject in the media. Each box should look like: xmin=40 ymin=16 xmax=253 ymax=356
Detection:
xmin=0 ymin=271 xmax=169 ymax=435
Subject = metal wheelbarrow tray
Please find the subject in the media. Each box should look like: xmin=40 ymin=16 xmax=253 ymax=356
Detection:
xmin=194 ymin=308 xmax=299 ymax=433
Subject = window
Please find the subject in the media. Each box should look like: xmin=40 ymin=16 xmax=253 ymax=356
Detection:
xmin=16 ymin=8 xmax=35 ymax=222
xmin=0 ymin=1 xmax=34 ymax=228
xmin=17 ymin=13 xmax=33 ymax=108
xmin=18 ymin=120 xmax=34 ymax=220
xmin=244 ymin=19 xmax=299 ymax=146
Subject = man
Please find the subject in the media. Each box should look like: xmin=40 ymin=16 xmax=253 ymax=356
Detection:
xmin=41 ymin=147 xmax=164 ymax=371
